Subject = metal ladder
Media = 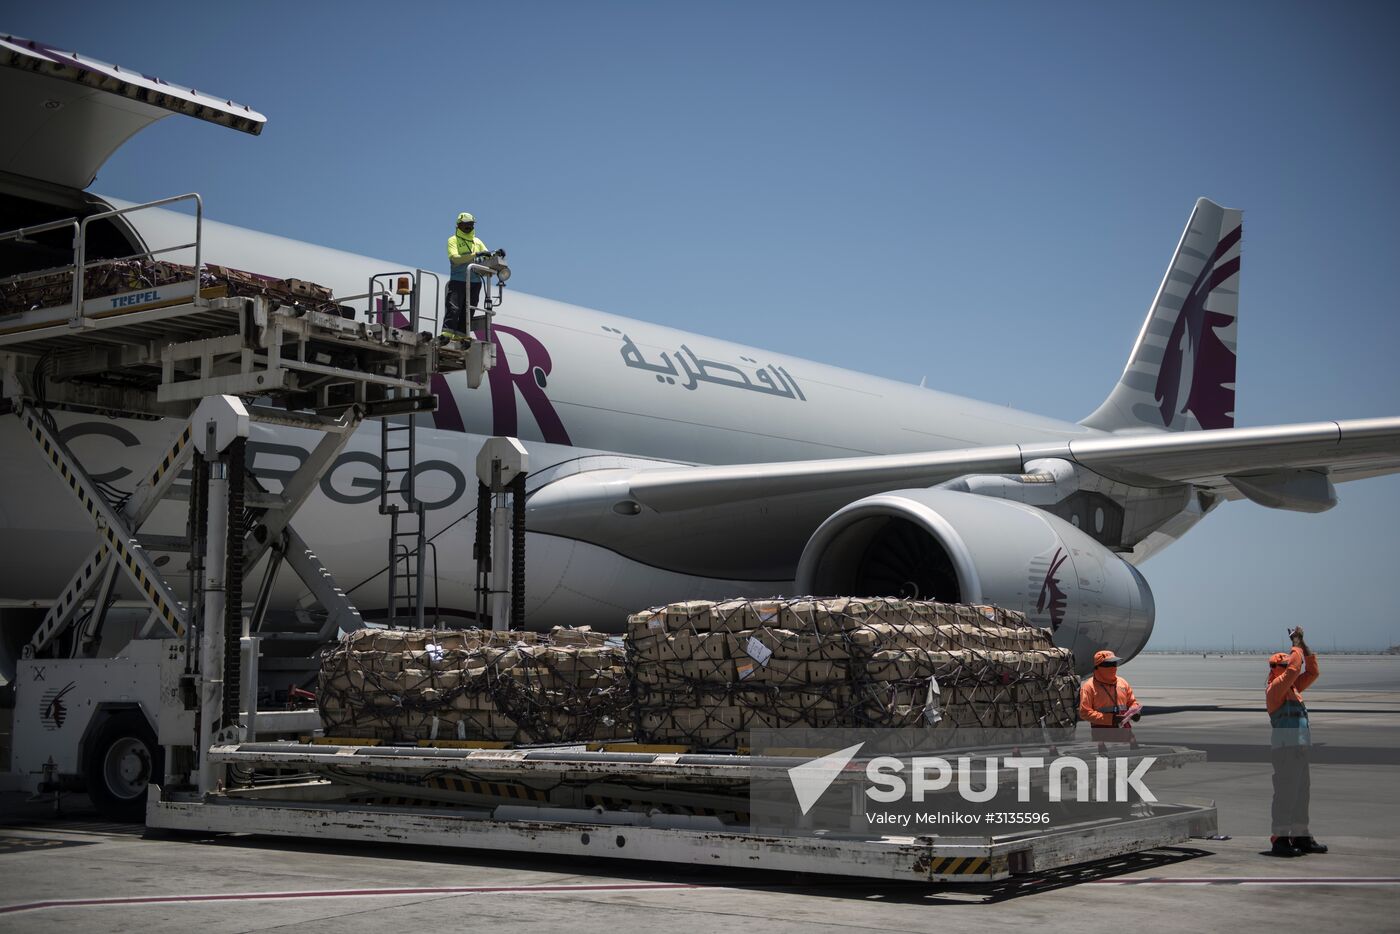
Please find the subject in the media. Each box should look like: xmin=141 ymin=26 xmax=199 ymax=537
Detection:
xmin=380 ymin=414 xmax=426 ymax=628
xmin=371 ymin=271 xmax=437 ymax=629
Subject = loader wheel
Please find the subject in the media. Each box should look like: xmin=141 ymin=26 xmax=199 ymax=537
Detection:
xmin=84 ymin=711 xmax=163 ymax=822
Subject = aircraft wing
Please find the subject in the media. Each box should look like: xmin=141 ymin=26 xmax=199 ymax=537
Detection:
xmin=527 ymin=416 xmax=1400 ymax=581
xmin=1059 ymin=417 xmax=1400 ymax=487
xmin=618 ymin=416 xmax=1400 ymax=512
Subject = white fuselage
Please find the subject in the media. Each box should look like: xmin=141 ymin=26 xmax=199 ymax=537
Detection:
xmin=0 ymin=202 xmax=1147 ymax=630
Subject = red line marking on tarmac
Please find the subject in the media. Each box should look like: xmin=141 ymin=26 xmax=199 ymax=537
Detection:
xmin=0 ymin=882 xmax=708 ymax=915
xmin=5 ymin=877 xmax=1398 ymax=913
xmin=1088 ymin=878 xmax=1400 ymax=885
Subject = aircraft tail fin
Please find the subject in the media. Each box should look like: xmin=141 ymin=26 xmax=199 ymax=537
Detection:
xmin=1081 ymin=198 xmax=1242 ymax=433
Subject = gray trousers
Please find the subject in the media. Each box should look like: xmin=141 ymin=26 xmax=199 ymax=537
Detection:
xmin=1270 ymin=745 xmax=1311 ymax=837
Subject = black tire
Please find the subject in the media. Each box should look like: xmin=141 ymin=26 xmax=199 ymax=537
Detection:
xmin=83 ymin=710 xmax=163 ymax=822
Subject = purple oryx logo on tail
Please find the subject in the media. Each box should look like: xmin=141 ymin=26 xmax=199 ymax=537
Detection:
xmin=1154 ymin=225 xmax=1240 ymax=430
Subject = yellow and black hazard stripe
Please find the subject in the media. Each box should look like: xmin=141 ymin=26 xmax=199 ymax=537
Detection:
xmin=103 ymin=523 xmax=181 ymax=634
xmin=150 ymin=424 xmax=193 ymax=488
xmin=21 ymin=407 xmax=184 ymax=635
xmin=428 ymin=776 xmax=550 ymax=802
xmin=347 ymin=795 xmax=454 ymax=809
xmin=39 ymin=543 xmax=111 ymax=636
xmin=920 ymin=856 xmax=995 ymax=877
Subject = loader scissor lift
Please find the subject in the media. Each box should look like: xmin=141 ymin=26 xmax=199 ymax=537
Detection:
xmin=0 ymin=193 xmax=499 ymax=810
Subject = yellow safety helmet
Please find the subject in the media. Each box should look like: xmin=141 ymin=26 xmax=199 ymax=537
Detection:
xmin=457 ymin=212 xmax=476 ymax=225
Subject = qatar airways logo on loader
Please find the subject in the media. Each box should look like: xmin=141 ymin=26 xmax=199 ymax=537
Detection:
xmin=787 ymin=742 xmax=1157 ymax=817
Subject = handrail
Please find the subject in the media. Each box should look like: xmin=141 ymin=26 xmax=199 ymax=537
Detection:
xmin=78 ymin=191 xmax=205 ymax=231
xmin=368 ymin=270 xmax=420 ymax=331
xmin=0 ymin=218 xmax=80 ymax=308
xmin=74 ymin=192 xmax=203 ymax=324
xmin=416 ymin=269 xmax=441 ymax=335
xmin=363 ymin=270 xmax=441 ymax=336
xmin=466 ymin=262 xmax=497 ymax=345
xmin=330 ymin=288 xmax=394 ymax=323
xmin=0 ymin=216 xmax=82 ymax=242
xmin=1 ymin=194 xmax=204 ymax=322
xmin=425 ymin=539 xmax=441 ymax=629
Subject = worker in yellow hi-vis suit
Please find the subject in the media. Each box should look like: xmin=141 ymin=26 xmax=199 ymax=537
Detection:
xmin=445 ymin=212 xmax=488 ymax=336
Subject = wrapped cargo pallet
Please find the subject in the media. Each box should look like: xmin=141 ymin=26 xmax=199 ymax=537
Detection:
xmin=0 ymin=257 xmax=346 ymax=317
xmin=318 ymin=627 xmax=631 ymax=745
xmin=626 ymin=598 xmax=1079 ymax=749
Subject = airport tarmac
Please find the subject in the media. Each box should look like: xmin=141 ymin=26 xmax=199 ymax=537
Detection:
xmin=0 ymin=653 xmax=1396 ymax=933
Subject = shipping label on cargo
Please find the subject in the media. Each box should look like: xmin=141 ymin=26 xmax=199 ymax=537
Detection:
xmin=923 ymin=676 xmax=943 ymax=725
xmin=745 ymin=636 xmax=774 ymax=667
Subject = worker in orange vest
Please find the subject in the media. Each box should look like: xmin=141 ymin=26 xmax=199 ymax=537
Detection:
xmin=1266 ymin=625 xmax=1326 ymax=857
xmin=1079 ymin=649 xmax=1141 ymax=741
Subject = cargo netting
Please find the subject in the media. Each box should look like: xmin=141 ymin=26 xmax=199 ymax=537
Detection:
xmin=319 ymin=600 xmax=1078 ymax=750
xmin=1 ymin=258 xmax=344 ymax=316
xmin=627 ymin=598 xmax=1079 ymax=749
xmin=318 ymin=626 xmax=632 ymax=745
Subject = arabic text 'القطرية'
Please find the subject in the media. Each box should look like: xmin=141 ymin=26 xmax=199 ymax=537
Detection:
xmin=606 ymin=328 xmax=807 ymax=401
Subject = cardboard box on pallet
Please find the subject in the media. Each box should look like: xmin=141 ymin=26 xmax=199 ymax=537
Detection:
xmin=626 ymin=598 xmax=1078 ymax=750
xmin=319 ymin=627 xmax=630 ymax=746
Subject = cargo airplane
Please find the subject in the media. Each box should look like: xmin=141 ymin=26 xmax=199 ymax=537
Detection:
xmin=2 ymin=35 xmax=1398 ymax=674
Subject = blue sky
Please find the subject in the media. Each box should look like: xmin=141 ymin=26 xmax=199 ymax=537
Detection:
xmin=7 ymin=1 xmax=1398 ymax=649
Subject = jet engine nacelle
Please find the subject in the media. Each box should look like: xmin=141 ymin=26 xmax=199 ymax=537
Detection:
xmin=795 ymin=489 xmax=1155 ymax=673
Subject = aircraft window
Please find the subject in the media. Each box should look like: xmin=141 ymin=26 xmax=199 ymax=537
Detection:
xmin=1094 ymin=507 xmax=1105 ymax=533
